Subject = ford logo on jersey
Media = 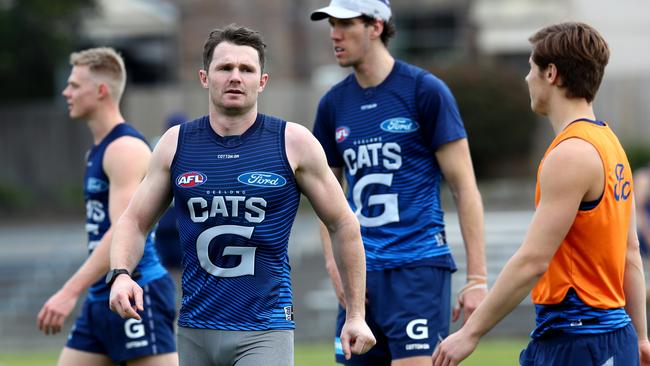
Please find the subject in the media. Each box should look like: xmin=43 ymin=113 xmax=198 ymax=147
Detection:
xmin=87 ymin=178 xmax=108 ymax=193
xmin=380 ymin=118 xmax=419 ymax=133
xmin=238 ymin=172 xmax=287 ymax=188
xmin=176 ymin=171 xmax=207 ymax=188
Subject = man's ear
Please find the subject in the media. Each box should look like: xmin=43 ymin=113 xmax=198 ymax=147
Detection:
xmin=369 ymin=19 xmax=384 ymax=41
xmin=198 ymin=69 xmax=209 ymax=89
xmin=258 ymin=73 xmax=269 ymax=93
xmin=545 ymin=63 xmax=560 ymax=85
xmin=97 ymin=83 xmax=110 ymax=99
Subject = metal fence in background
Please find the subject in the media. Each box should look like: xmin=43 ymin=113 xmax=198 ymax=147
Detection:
xmin=0 ymin=208 xmax=534 ymax=351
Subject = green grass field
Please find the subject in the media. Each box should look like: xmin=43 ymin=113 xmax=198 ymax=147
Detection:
xmin=0 ymin=339 xmax=527 ymax=366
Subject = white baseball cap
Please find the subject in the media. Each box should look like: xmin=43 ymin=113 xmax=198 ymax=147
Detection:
xmin=310 ymin=0 xmax=392 ymax=22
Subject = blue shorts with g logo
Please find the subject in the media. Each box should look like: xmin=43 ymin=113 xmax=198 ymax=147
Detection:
xmin=334 ymin=264 xmax=452 ymax=365
xmin=66 ymin=274 xmax=176 ymax=363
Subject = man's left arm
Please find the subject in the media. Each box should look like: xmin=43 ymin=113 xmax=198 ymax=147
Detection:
xmin=286 ymin=122 xmax=375 ymax=359
xmin=436 ymin=138 xmax=487 ymax=322
xmin=623 ymin=197 xmax=650 ymax=364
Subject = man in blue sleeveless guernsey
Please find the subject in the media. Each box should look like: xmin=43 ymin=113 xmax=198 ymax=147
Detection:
xmin=37 ymin=48 xmax=177 ymax=366
xmin=309 ymin=1 xmax=487 ymax=365
xmin=107 ymin=25 xmax=376 ymax=366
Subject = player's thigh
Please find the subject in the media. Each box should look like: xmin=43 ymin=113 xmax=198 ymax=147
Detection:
xmin=391 ymin=355 xmax=431 ymax=366
xmin=234 ymin=330 xmax=294 ymax=366
xmin=58 ymin=346 xmax=113 ymax=366
xmin=65 ymin=299 xmax=119 ymax=361
xmin=127 ymin=353 xmax=179 ymax=366
xmin=177 ymin=327 xmax=215 ymax=366
xmin=102 ymin=277 xmax=176 ymax=362
xmin=177 ymin=327 xmax=293 ymax=366
xmin=372 ymin=266 xmax=452 ymax=359
xmin=335 ymin=305 xmax=391 ymax=366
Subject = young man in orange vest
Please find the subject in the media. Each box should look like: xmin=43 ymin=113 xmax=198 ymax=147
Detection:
xmin=433 ymin=22 xmax=650 ymax=366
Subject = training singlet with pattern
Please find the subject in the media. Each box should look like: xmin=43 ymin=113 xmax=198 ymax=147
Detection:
xmin=171 ymin=114 xmax=300 ymax=331
xmin=85 ymin=123 xmax=166 ymax=301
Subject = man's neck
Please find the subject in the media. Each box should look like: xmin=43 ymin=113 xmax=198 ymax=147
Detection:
xmin=353 ymin=46 xmax=395 ymax=88
xmin=209 ymin=105 xmax=258 ymax=136
xmin=87 ymin=104 xmax=125 ymax=144
xmin=548 ymin=97 xmax=596 ymax=134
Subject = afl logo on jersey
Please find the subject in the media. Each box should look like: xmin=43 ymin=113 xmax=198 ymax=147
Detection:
xmin=335 ymin=126 xmax=350 ymax=143
xmin=176 ymin=171 xmax=207 ymax=188
xmin=238 ymin=172 xmax=287 ymax=188
xmin=380 ymin=118 xmax=419 ymax=133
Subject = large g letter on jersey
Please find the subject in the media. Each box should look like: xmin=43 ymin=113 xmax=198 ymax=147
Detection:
xmin=344 ymin=142 xmax=403 ymax=227
xmin=196 ymin=225 xmax=256 ymax=277
xmin=353 ymin=173 xmax=399 ymax=227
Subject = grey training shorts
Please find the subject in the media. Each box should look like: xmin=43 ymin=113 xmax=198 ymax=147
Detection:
xmin=177 ymin=326 xmax=293 ymax=366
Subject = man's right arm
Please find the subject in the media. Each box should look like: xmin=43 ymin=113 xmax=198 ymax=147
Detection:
xmin=435 ymin=138 xmax=487 ymax=323
xmin=109 ymin=126 xmax=179 ymax=320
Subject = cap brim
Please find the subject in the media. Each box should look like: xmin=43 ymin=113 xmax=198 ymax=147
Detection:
xmin=310 ymin=6 xmax=362 ymax=21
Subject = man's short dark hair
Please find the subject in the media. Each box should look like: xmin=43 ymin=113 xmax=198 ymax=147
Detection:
xmin=360 ymin=15 xmax=396 ymax=46
xmin=202 ymin=24 xmax=267 ymax=73
xmin=529 ymin=22 xmax=609 ymax=103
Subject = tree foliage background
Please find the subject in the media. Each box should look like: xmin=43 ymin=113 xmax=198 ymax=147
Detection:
xmin=0 ymin=0 xmax=96 ymax=103
xmin=432 ymin=63 xmax=539 ymax=179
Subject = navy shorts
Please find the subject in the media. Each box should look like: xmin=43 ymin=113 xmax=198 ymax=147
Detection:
xmin=66 ymin=274 xmax=177 ymax=363
xmin=335 ymin=265 xmax=451 ymax=365
xmin=519 ymin=323 xmax=639 ymax=366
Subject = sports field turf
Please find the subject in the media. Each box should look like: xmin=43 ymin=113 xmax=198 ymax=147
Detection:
xmin=0 ymin=338 xmax=528 ymax=366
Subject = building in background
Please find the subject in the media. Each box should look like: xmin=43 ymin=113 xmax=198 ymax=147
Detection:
xmin=471 ymin=0 xmax=650 ymax=146
xmin=2 ymin=0 xmax=649 ymax=214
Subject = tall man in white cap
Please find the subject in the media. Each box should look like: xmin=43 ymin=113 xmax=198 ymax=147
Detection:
xmin=310 ymin=1 xmax=488 ymax=365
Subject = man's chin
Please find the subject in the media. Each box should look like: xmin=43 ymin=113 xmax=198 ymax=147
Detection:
xmin=222 ymin=105 xmax=253 ymax=116
xmin=336 ymin=58 xmax=357 ymax=69
xmin=337 ymin=59 xmax=352 ymax=67
xmin=68 ymin=111 xmax=82 ymax=120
